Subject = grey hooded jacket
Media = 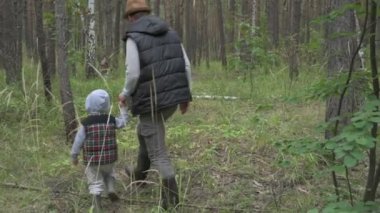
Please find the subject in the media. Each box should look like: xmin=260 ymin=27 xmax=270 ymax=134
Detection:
xmin=71 ymin=89 xmax=128 ymax=160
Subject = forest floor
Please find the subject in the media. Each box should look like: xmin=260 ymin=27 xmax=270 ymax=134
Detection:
xmin=0 ymin=62 xmax=338 ymax=212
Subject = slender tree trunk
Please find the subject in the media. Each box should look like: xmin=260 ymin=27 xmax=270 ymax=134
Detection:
xmin=16 ymin=0 xmax=23 ymax=73
xmin=35 ymin=0 xmax=52 ymax=102
xmin=174 ymin=0 xmax=183 ymax=39
xmin=377 ymin=8 xmax=380 ymax=63
xmin=228 ymin=0 xmax=236 ymax=46
xmin=163 ymin=0 xmax=174 ymax=26
xmin=184 ymin=0 xmax=194 ymax=62
xmin=191 ymin=1 xmax=199 ymax=66
xmin=325 ymin=0 xmax=362 ymax=199
xmin=154 ymin=0 xmax=160 ymax=16
xmin=0 ymin=0 xmax=22 ymax=85
xmin=364 ymin=0 xmax=379 ymax=202
xmin=45 ymin=0 xmax=56 ymax=77
xmin=113 ymin=0 xmax=121 ymax=68
xmin=0 ymin=1 xmax=4 ymax=70
xmin=55 ymin=0 xmax=77 ymax=142
xmin=289 ymin=0 xmax=301 ymax=80
xmin=302 ymin=0 xmax=311 ymax=43
xmin=204 ymin=0 xmax=210 ymax=68
xmin=281 ymin=0 xmax=291 ymax=39
xmin=96 ymin=0 xmax=104 ymax=51
xmin=24 ymin=0 xmax=33 ymax=57
xmin=86 ymin=0 xmax=97 ymax=78
xmin=241 ymin=0 xmax=251 ymax=26
xmin=216 ymin=0 xmax=227 ymax=67
xmin=252 ymin=0 xmax=258 ymax=30
xmin=105 ymin=0 xmax=113 ymax=60
xmin=197 ymin=1 xmax=203 ymax=65
xmin=325 ymin=0 xmax=360 ymax=134
xmin=240 ymin=0 xmax=252 ymax=72
xmin=267 ymin=0 xmax=279 ymax=48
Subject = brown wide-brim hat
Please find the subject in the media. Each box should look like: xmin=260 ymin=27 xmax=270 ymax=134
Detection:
xmin=124 ymin=0 xmax=151 ymax=18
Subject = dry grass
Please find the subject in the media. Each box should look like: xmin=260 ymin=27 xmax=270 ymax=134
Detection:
xmin=0 ymin=62 xmax=338 ymax=212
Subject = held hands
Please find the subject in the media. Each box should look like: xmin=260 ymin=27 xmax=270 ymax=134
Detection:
xmin=118 ymin=93 xmax=127 ymax=107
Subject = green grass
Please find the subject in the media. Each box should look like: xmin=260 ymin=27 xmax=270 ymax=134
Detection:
xmin=0 ymin=59 xmax=337 ymax=212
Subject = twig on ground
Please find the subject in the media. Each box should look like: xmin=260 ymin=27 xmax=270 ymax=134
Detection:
xmin=193 ymin=95 xmax=239 ymax=100
xmin=1 ymin=182 xmax=250 ymax=212
xmin=1 ymin=182 xmax=44 ymax=192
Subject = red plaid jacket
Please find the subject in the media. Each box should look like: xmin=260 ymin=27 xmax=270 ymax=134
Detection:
xmin=82 ymin=115 xmax=117 ymax=166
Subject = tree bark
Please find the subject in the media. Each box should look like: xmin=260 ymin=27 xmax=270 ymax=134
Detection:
xmin=241 ymin=0 xmax=250 ymax=23
xmin=105 ymin=0 xmax=113 ymax=60
xmin=45 ymin=0 xmax=56 ymax=77
xmin=184 ymin=0 xmax=194 ymax=62
xmin=228 ymin=0 xmax=236 ymax=46
xmin=267 ymin=0 xmax=279 ymax=48
xmin=280 ymin=0 xmax=291 ymax=39
xmin=113 ymin=0 xmax=122 ymax=67
xmin=0 ymin=0 xmax=22 ymax=85
xmin=204 ymin=0 xmax=210 ymax=67
xmin=96 ymin=0 xmax=104 ymax=51
xmin=174 ymin=0 xmax=183 ymax=39
xmin=35 ymin=0 xmax=52 ymax=102
xmin=325 ymin=0 xmax=362 ymax=198
xmin=154 ymin=0 xmax=160 ymax=16
xmin=251 ymin=0 xmax=258 ymax=30
xmin=216 ymin=0 xmax=227 ymax=67
xmin=363 ymin=0 xmax=379 ymax=202
xmin=377 ymin=7 xmax=380 ymax=64
xmin=302 ymin=0 xmax=311 ymax=43
xmin=55 ymin=0 xmax=77 ymax=142
xmin=325 ymin=0 xmax=361 ymax=136
xmin=240 ymin=0 xmax=252 ymax=69
xmin=24 ymin=0 xmax=37 ymax=58
xmin=288 ymin=0 xmax=301 ymax=80
xmin=86 ymin=0 xmax=97 ymax=78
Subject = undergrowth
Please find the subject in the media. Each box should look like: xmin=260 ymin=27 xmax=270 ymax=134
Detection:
xmin=0 ymin=58 xmax=335 ymax=212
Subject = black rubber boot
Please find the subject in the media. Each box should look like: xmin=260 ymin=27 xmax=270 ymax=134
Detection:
xmin=135 ymin=151 xmax=151 ymax=181
xmin=125 ymin=148 xmax=151 ymax=185
xmin=108 ymin=192 xmax=119 ymax=202
xmin=161 ymin=177 xmax=179 ymax=211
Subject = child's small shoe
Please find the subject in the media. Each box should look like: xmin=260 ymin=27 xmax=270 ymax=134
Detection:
xmin=108 ymin=192 xmax=120 ymax=202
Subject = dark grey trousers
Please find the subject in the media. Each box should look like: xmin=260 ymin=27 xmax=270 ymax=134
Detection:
xmin=135 ymin=106 xmax=177 ymax=179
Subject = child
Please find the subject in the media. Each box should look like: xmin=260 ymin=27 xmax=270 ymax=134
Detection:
xmin=71 ymin=89 xmax=128 ymax=210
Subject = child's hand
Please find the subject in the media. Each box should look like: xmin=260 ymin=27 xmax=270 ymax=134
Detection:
xmin=118 ymin=94 xmax=127 ymax=107
xmin=72 ymin=159 xmax=79 ymax=166
xmin=119 ymin=101 xmax=127 ymax=107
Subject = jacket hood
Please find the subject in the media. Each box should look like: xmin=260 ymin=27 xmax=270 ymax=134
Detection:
xmin=85 ymin=89 xmax=111 ymax=114
xmin=126 ymin=15 xmax=169 ymax=36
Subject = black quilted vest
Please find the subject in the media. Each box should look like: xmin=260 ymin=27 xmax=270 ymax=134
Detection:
xmin=124 ymin=15 xmax=192 ymax=116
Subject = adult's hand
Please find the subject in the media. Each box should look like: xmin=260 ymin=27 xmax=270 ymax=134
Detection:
xmin=180 ymin=102 xmax=189 ymax=114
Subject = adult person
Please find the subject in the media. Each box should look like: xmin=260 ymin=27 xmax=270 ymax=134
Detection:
xmin=118 ymin=0 xmax=192 ymax=210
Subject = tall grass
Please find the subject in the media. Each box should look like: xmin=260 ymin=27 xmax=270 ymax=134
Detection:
xmin=0 ymin=59 xmax=330 ymax=212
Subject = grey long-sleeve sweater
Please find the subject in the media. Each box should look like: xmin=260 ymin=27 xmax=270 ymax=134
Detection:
xmin=121 ymin=38 xmax=192 ymax=100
